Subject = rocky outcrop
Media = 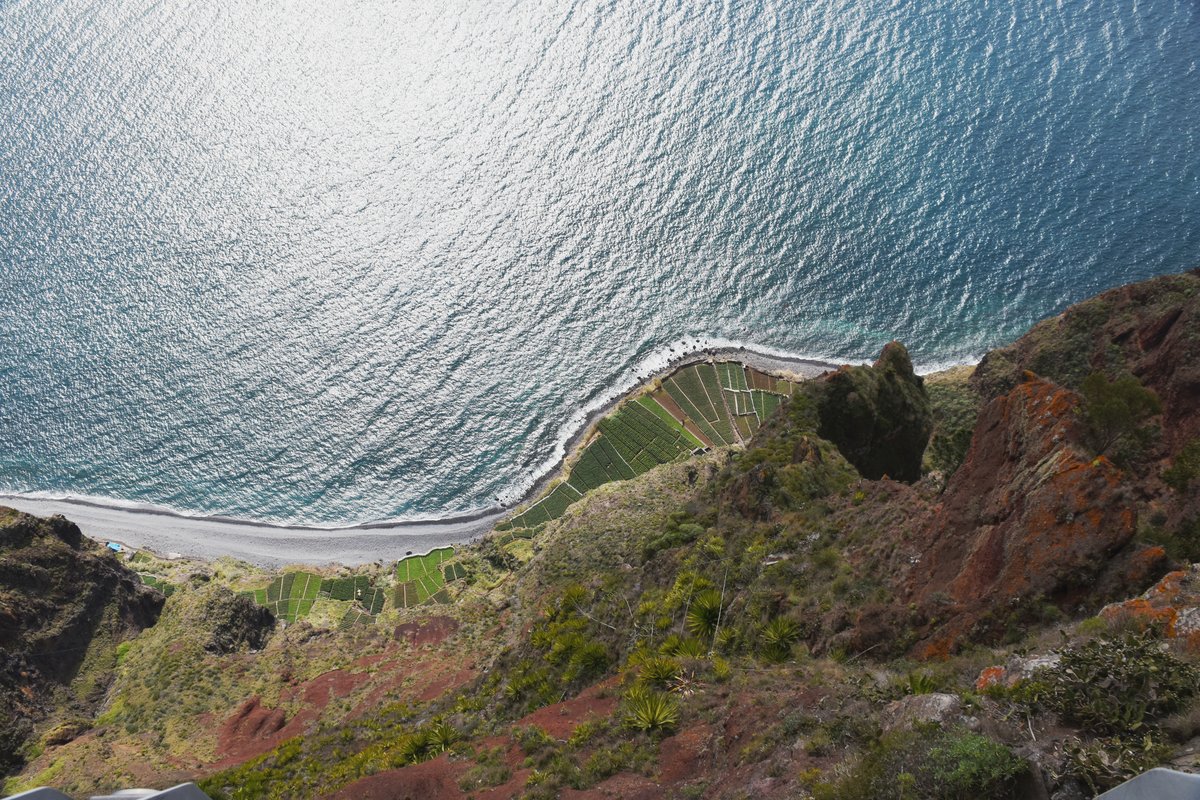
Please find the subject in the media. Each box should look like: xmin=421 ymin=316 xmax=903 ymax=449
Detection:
xmin=903 ymin=375 xmax=1160 ymax=657
xmin=0 ymin=508 xmax=164 ymax=770
xmin=973 ymin=269 xmax=1200 ymax=458
xmin=813 ymin=341 xmax=933 ymax=482
xmin=1100 ymin=565 xmax=1200 ymax=652
xmin=202 ymin=587 xmax=275 ymax=655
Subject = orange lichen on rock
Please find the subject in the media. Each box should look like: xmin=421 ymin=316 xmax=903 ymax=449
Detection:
xmin=902 ymin=374 xmax=1150 ymax=656
xmin=1099 ymin=567 xmax=1200 ymax=642
xmin=1100 ymin=597 xmax=1179 ymax=635
xmin=975 ymin=666 xmax=1007 ymax=691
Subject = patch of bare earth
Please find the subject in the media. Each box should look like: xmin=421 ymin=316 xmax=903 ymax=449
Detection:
xmin=329 ymin=754 xmax=465 ymax=800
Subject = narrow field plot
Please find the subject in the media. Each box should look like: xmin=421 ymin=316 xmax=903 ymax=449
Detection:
xmin=139 ymin=574 xmax=176 ymax=597
xmin=751 ymin=389 xmax=782 ymax=421
xmin=664 ymin=378 xmax=725 ymax=445
xmin=636 ymin=396 xmax=705 ymax=449
xmin=338 ymin=608 xmax=376 ymax=629
xmin=394 ymin=547 xmax=463 ymax=608
xmin=716 ymin=361 xmax=749 ymax=392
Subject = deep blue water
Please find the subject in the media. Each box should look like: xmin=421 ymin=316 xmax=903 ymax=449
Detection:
xmin=0 ymin=0 xmax=1197 ymax=525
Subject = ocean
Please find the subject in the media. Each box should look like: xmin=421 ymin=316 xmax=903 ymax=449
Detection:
xmin=1 ymin=0 xmax=1197 ymax=526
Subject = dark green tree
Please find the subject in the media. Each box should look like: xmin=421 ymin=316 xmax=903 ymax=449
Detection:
xmin=1078 ymin=372 xmax=1161 ymax=455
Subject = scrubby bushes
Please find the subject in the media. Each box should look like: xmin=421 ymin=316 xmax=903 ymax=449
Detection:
xmin=1163 ymin=439 xmax=1200 ymax=491
xmin=813 ymin=727 xmax=1025 ymax=800
xmin=1031 ymin=632 xmax=1199 ymax=734
xmin=1014 ymin=632 xmax=1200 ymax=792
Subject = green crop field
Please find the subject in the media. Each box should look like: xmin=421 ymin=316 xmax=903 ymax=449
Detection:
xmin=251 ymin=571 xmax=324 ymax=623
xmin=320 ymin=576 xmax=386 ymax=614
xmin=244 ymin=571 xmax=388 ymax=627
xmin=394 ymin=547 xmax=464 ymax=608
xmin=139 ymin=574 xmax=176 ymax=597
xmin=498 ymin=360 xmax=798 ymax=533
xmin=338 ymin=608 xmax=376 ymax=629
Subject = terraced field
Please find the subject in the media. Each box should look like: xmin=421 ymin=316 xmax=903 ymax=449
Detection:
xmin=138 ymin=574 xmax=175 ymax=597
xmin=498 ymin=361 xmax=802 ymax=532
xmin=258 ymin=571 xmax=323 ymax=623
xmin=244 ymin=571 xmax=388 ymax=625
xmin=394 ymin=547 xmax=463 ymax=608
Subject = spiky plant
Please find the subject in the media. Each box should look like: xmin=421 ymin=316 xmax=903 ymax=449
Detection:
xmin=624 ymin=688 xmax=680 ymax=733
xmin=638 ymin=655 xmax=682 ymax=689
xmin=686 ymin=589 xmax=724 ymax=639
xmin=427 ymin=722 xmax=460 ymax=753
xmin=760 ymin=616 xmax=801 ymax=663
xmin=675 ymin=636 xmax=708 ymax=659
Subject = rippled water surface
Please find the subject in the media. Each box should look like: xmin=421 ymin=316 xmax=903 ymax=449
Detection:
xmin=1 ymin=0 xmax=1197 ymax=523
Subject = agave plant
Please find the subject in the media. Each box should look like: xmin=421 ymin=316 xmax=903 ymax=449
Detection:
xmin=686 ymin=589 xmax=724 ymax=639
xmin=760 ymin=616 xmax=801 ymax=663
xmin=638 ymin=655 xmax=682 ymax=688
xmin=427 ymin=722 xmax=460 ymax=753
xmin=624 ymin=687 xmax=680 ymax=733
xmin=667 ymin=633 xmax=710 ymax=662
xmin=396 ymin=730 xmax=432 ymax=764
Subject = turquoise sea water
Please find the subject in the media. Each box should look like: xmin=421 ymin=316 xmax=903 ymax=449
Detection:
xmin=1 ymin=0 xmax=1197 ymax=525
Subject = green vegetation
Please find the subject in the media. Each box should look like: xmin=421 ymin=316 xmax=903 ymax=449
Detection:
xmin=1028 ymin=632 xmax=1199 ymax=735
xmin=242 ymin=570 xmax=389 ymax=624
xmin=256 ymin=571 xmax=323 ymax=623
xmin=320 ymin=575 xmax=385 ymax=615
xmin=814 ymin=727 xmax=1025 ymax=800
xmin=1164 ymin=438 xmax=1200 ymax=491
xmin=1078 ymin=371 xmax=1161 ymax=457
xmin=923 ymin=366 xmax=980 ymax=477
xmin=394 ymin=547 xmax=461 ymax=607
xmin=1006 ymin=632 xmax=1200 ymax=792
xmin=500 ymin=361 xmax=799 ymax=532
xmin=138 ymin=574 xmax=175 ymax=597
xmin=622 ymin=688 xmax=679 ymax=733
xmin=13 ymin=274 xmax=1200 ymax=799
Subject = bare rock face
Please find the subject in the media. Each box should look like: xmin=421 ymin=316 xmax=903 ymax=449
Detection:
xmin=905 ymin=375 xmax=1146 ymax=657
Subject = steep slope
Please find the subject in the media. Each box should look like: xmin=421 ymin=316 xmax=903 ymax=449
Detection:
xmin=0 ymin=509 xmax=164 ymax=771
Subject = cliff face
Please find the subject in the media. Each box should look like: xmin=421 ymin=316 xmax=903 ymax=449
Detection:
xmin=7 ymin=271 xmax=1200 ymax=800
xmin=0 ymin=509 xmax=164 ymax=770
xmin=973 ymin=268 xmax=1200 ymax=457
xmin=904 ymin=375 xmax=1160 ymax=657
xmin=841 ymin=271 xmax=1199 ymax=657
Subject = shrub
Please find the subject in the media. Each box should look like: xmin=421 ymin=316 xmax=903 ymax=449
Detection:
xmin=686 ymin=590 xmax=724 ymax=639
xmin=1078 ymin=372 xmax=1161 ymax=456
xmin=637 ymin=656 xmax=682 ymax=689
xmin=815 ymin=727 xmax=1025 ymax=800
xmin=903 ymin=671 xmax=940 ymax=696
xmin=1061 ymin=734 xmax=1172 ymax=794
xmin=1163 ymin=439 xmax=1200 ymax=491
xmin=1033 ymin=631 xmax=1200 ymax=734
xmin=760 ymin=617 xmax=801 ymax=663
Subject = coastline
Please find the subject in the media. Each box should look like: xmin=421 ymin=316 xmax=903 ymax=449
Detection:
xmin=0 ymin=342 xmax=977 ymax=568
